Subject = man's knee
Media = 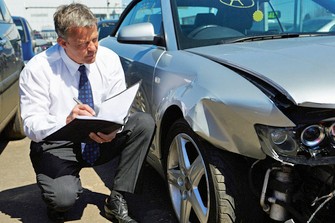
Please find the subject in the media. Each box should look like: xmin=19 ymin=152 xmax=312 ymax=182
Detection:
xmin=38 ymin=174 xmax=83 ymax=211
xmin=132 ymin=112 xmax=155 ymax=134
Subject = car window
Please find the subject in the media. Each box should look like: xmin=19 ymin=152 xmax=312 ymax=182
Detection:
xmin=118 ymin=0 xmax=162 ymax=35
xmin=0 ymin=3 xmax=3 ymax=21
xmin=98 ymin=20 xmax=117 ymax=40
xmin=173 ymin=0 xmax=335 ymax=49
xmin=177 ymin=6 xmax=219 ymax=36
xmin=14 ymin=18 xmax=26 ymax=42
xmin=0 ymin=0 xmax=11 ymax=22
xmin=266 ymin=0 xmax=332 ymax=33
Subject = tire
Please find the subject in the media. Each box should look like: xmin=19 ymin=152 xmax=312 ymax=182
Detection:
xmin=163 ymin=118 xmax=265 ymax=223
xmin=3 ymin=105 xmax=26 ymax=140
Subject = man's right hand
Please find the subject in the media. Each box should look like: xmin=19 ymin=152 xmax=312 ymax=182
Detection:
xmin=66 ymin=104 xmax=96 ymax=124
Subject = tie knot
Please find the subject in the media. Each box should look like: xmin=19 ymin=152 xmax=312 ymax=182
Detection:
xmin=78 ymin=65 xmax=86 ymax=74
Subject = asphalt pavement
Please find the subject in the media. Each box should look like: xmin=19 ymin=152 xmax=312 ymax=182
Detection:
xmin=0 ymin=137 xmax=178 ymax=223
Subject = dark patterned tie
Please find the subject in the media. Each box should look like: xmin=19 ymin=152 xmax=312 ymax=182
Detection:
xmin=78 ymin=65 xmax=100 ymax=165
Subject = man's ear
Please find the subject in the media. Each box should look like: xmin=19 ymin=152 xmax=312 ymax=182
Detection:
xmin=57 ymin=37 xmax=66 ymax=48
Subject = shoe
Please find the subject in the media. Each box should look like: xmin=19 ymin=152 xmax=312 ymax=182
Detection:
xmin=104 ymin=190 xmax=138 ymax=223
xmin=47 ymin=207 xmax=65 ymax=222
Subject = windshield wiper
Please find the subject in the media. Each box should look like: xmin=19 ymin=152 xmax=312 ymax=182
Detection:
xmin=227 ymin=33 xmax=301 ymax=43
xmin=215 ymin=33 xmax=332 ymax=45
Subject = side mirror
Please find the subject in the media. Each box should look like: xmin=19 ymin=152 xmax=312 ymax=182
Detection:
xmin=117 ymin=22 xmax=155 ymax=44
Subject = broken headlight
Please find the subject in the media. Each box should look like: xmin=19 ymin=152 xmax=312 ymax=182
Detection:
xmin=255 ymin=122 xmax=335 ymax=162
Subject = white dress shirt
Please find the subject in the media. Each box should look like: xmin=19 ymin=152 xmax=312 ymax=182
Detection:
xmin=19 ymin=44 xmax=126 ymax=142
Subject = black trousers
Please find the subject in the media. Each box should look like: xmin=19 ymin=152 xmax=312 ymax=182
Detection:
xmin=29 ymin=112 xmax=155 ymax=212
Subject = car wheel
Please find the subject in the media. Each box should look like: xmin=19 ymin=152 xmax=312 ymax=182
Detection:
xmin=164 ymin=118 xmax=233 ymax=222
xmin=4 ymin=106 xmax=25 ymax=140
xmin=164 ymin=118 xmax=265 ymax=223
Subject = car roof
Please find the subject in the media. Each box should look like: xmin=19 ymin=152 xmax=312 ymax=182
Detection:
xmin=12 ymin=15 xmax=26 ymax=21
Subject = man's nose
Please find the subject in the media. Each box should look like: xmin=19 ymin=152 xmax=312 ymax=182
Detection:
xmin=87 ymin=41 xmax=97 ymax=51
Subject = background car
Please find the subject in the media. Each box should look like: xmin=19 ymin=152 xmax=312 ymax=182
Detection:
xmin=40 ymin=28 xmax=57 ymax=45
xmin=32 ymin=30 xmax=52 ymax=53
xmin=12 ymin=16 xmax=34 ymax=63
xmin=98 ymin=19 xmax=118 ymax=40
xmin=12 ymin=16 xmax=51 ymax=63
xmin=100 ymin=0 xmax=335 ymax=222
xmin=0 ymin=0 xmax=25 ymax=139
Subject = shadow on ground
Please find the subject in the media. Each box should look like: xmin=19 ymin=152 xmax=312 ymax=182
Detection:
xmin=0 ymin=183 xmax=108 ymax=222
xmin=0 ymin=158 xmax=177 ymax=223
xmin=93 ymin=160 xmax=178 ymax=223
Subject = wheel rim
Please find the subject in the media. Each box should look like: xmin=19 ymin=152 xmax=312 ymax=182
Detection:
xmin=167 ymin=133 xmax=210 ymax=223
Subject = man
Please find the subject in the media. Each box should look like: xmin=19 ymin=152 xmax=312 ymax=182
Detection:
xmin=19 ymin=3 xmax=155 ymax=223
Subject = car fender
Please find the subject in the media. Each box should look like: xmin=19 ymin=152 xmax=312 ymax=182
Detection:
xmin=155 ymin=53 xmax=294 ymax=159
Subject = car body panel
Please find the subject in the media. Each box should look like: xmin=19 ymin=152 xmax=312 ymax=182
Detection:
xmin=0 ymin=0 xmax=24 ymax=134
xmin=153 ymin=49 xmax=296 ymax=159
xmin=107 ymin=36 xmax=327 ymax=160
xmin=103 ymin=35 xmax=295 ymax=160
xmin=188 ymin=36 xmax=335 ymax=107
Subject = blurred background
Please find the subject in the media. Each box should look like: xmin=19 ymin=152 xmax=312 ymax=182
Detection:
xmin=6 ymin=0 xmax=130 ymax=44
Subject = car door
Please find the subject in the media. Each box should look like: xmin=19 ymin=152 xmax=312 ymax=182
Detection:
xmin=0 ymin=0 xmax=24 ymax=132
xmin=108 ymin=0 xmax=164 ymax=115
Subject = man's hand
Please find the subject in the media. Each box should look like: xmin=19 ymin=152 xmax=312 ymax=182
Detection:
xmin=89 ymin=130 xmax=118 ymax=144
xmin=66 ymin=104 xmax=96 ymax=124
xmin=66 ymin=103 xmax=117 ymax=143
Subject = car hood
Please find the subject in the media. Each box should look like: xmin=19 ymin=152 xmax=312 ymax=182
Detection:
xmin=187 ymin=36 xmax=335 ymax=108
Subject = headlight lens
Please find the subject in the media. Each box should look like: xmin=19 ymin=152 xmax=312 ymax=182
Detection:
xmin=300 ymin=125 xmax=325 ymax=147
xmin=328 ymin=123 xmax=335 ymax=143
xmin=256 ymin=125 xmax=298 ymax=156
xmin=271 ymin=129 xmax=288 ymax=145
xmin=256 ymin=122 xmax=335 ymax=160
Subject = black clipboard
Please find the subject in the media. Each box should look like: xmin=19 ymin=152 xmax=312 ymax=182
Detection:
xmin=43 ymin=81 xmax=141 ymax=142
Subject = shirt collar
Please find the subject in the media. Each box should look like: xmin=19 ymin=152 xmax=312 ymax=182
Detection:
xmin=60 ymin=47 xmax=93 ymax=75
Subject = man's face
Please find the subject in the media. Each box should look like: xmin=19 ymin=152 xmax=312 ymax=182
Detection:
xmin=58 ymin=25 xmax=98 ymax=64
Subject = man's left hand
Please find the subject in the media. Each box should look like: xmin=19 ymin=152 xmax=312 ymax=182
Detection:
xmin=89 ymin=130 xmax=118 ymax=144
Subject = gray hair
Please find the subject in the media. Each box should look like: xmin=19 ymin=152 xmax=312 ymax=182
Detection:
xmin=54 ymin=3 xmax=97 ymax=39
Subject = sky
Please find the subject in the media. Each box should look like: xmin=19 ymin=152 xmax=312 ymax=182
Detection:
xmin=5 ymin=0 xmax=130 ymax=30
xmin=6 ymin=0 xmax=131 ymax=18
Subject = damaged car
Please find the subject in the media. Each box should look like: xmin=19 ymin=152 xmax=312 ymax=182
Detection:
xmin=99 ymin=0 xmax=335 ymax=222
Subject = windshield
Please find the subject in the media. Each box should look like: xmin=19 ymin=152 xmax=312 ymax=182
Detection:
xmin=173 ymin=0 xmax=335 ymax=49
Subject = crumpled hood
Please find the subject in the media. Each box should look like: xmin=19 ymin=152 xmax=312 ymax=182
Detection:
xmin=187 ymin=36 xmax=335 ymax=108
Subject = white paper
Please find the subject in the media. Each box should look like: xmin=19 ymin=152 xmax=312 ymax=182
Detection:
xmin=76 ymin=81 xmax=141 ymax=124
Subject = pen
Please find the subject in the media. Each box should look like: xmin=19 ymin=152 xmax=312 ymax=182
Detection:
xmin=73 ymin=97 xmax=83 ymax=105
xmin=73 ymin=97 xmax=96 ymax=116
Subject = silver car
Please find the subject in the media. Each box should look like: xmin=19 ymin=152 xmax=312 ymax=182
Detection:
xmin=100 ymin=0 xmax=335 ymax=222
